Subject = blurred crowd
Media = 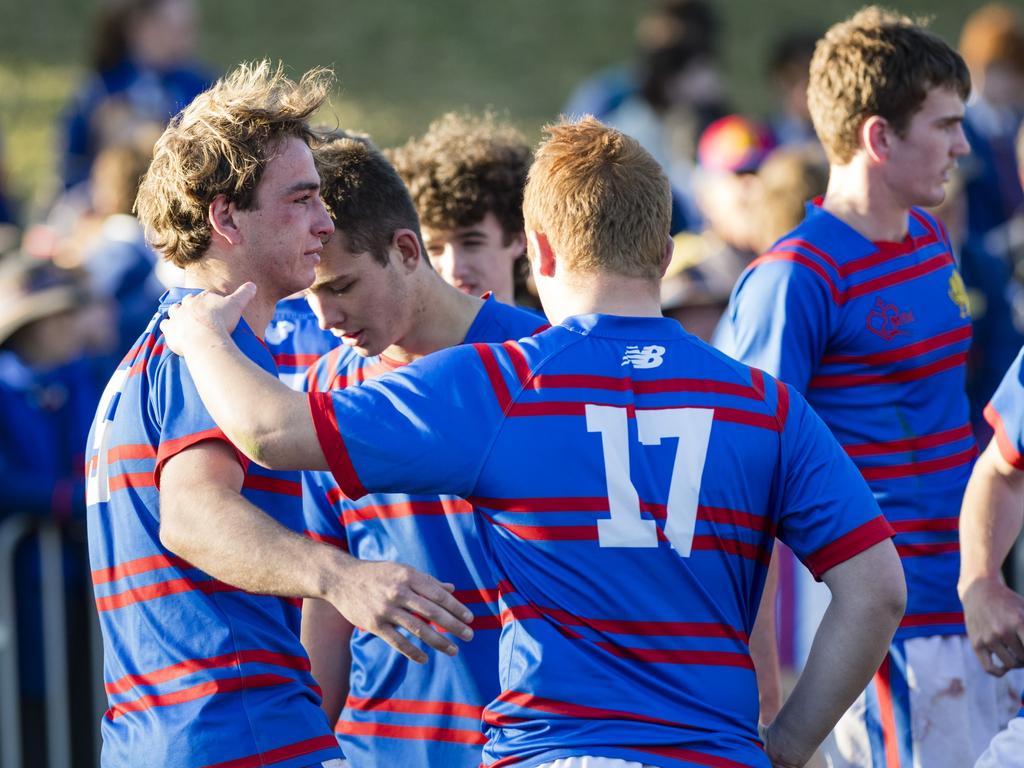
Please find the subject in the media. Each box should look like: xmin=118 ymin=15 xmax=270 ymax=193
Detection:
xmin=0 ymin=0 xmax=1023 ymax=764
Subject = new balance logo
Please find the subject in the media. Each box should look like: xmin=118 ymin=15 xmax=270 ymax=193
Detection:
xmin=621 ymin=345 xmax=666 ymax=369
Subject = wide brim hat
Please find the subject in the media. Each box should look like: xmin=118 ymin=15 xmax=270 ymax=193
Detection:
xmin=0 ymin=256 xmax=89 ymax=346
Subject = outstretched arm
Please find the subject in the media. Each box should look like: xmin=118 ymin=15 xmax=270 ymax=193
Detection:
xmin=958 ymin=439 xmax=1024 ymax=676
xmin=762 ymin=539 xmax=905 ymax=767
xmin=160 ymin=284 xmax=326 ymax=471
xmin=160 ymin=440 xmax=474 ymax=663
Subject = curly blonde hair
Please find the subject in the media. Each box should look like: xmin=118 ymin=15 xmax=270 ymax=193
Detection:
xmin=135 ymin=60 xmax=334 ymax=267
xmin=523 ymin=117 xmax=670 ymax=280
xmin=388 ymin=112 xmax=530 ymax=243
xmin=808 ymin=7 xmax=970 ymax=165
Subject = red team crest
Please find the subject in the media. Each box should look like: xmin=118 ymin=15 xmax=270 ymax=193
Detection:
xmin=865 ymin=296 xmax=914 ymax=341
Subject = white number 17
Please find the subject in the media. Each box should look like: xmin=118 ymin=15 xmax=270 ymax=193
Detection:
xmin=586 ymin=404 xmax=713 ymax=554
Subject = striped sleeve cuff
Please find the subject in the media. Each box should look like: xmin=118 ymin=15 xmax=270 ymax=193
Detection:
xmin=307 ymin=392 xmax=368 ymax=500
xmin=803 ymin=515 xmax=895 ymax=580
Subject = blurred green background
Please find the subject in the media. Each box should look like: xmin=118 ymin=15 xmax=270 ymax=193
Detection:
xmin=0 ymin=0 xmax=972 ymax=214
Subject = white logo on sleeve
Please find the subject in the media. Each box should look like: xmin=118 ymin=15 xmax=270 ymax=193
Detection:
xmin=621 ymin=345 xmax=666 ymax=369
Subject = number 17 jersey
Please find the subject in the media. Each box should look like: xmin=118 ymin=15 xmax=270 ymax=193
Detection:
xmin=307 ymin=314 xmax=893 ymax=768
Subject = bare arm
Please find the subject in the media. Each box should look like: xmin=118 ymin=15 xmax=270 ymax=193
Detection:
xmin=302 ymin=597 xmax=354 ymax=723
xmin=160 ymin=284 xmax=325 ymax=471
xmin=763 ymin=539 xmax=906 ymax=767
xmin=957 ymin=439 xmax=1024 ymax=676
xmin=160 ymin=441 xmax=474 ymax=663
xmin=750 ymin=549 xmax=783 ymax=725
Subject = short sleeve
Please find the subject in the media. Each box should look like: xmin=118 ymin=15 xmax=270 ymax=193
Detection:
xmin=775 ymin=387 xmax=894 ymax=579
xmin=152 ymin=324 xmax=270 ymax=485
xmin=308 ymin=344 xmax=509 ymax=500
xmin=714 ymin=260 xmax=833 ymax=393
xmin=984 ymin=346 xmax=1024 ymax=470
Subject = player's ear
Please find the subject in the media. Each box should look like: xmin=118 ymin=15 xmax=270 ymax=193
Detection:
xmin=209 ymin=195 xmax=243 ymax=246
xmin=862 ymin=116 xmax=891 ymax=164
xmin=391 ymin=228 xmax=422 ymax=273
xmin=528 ymin=230 xmax=556 ymax=278
xmin=659 ymin=236 xmax=674 ymax=279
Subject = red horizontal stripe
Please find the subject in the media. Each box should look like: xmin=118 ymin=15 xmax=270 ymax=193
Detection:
xmin=896 ymin=542 xmax=959 ymax=558
xmin=889 ymin=517 xmax=959 ymax=534
xmin=844 ymin=424 xmax=974 ymax=458
xmin=809 ymin=350 xmax=967 ymax=389
xmin=105 ymin=649 xmax=310 ymax=695
xmin=106 ymin=443 xmax=158 ymax=463
xmin=96 ymin=577 xmax=238 ymax=612
xmin=126 ymin=335 xmax=159 ymax=376
xmin=305 ymin=529 xmax=347 ymax=549
xmin=345 ymin=695 xmax=483 ymax=720
xmin=772 ymin=237 xmax=842 ymax=272
xmin=273 ymin=353 xmax=322 ymax=367
xmin=845 ymin=253 xmax=952 ymax=300
xmin=241 ymin=474 xmax=302 ymax=497
xmin=519 ymin=602 xmax=747 ymax=641
xmin=488 ymin=690 xmax=710 ymax=732
xmin=338 ymin=498 xmax=473 ymax=525
xmin=202 ymin=734 xmax=340 ymax=768
xmin=109 ymin=471 xmax=156 ymax=492
xmin=452 ymin=587 xmax=500 ymax=605
xmin=822 ymin=326 xmax=971 ymax=368
xmin=107 ymin=672 xmax=295 ymax=720
xmin=506 ymin=401 xmax=782 ymax=431
xmin=838 ymin=230 xmax=940 ymax=277
xmin=527 ymin=374 xmax=761 ymax=399
xmin=92 ymin=553 xmax=188 ymax=586
xmin=858 ymin=445 xmax=976 ymax=481
xmin=899 ymin=611 xmax=964 ymax=628
xmin=337 ymin=719 xmax=485 ymax=745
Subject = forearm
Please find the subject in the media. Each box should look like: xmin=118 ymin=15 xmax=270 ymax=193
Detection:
xmin=958 ymin=446 xmax=1024 ymax=590
xmin=751 ymin=550 xmax=783 ymax=723
xmin=161 ymin=479 xmax=349 ymax=599
xmin=768 ymin=585 xmax=899 ymax=763
xmin=302 ymin=597 xmax=354 ymax=723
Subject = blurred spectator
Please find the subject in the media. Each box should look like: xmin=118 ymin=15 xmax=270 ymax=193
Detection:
xmin=0 ymin=256 xmax=106 ymax=765
xmin=662 ymin=114 xmax=772 ymax=339
xmin=765 ymin=30 xmax=820 ymax=148
xmin=591 ymin=0 xmax=728 ymax=232
xmin=59 ymin=0 xmax=210 ymax=191
xmin=753 ymin=143 xmax=829 ymax=252
xmin=930 ymin=171 xmax=1024 ymax=443
xmin=0 ymin=130 xmax=18 ymax=225
xmin=985 ymin=122 xmax=1024 ymax=336
xmin=959 ymin=3 xmax=1024 ymax=238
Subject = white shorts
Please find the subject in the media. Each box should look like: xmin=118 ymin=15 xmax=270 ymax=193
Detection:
xmin=823 ymin=634 xmax=1024 ymax=768
xmin=536 ymin=759 xmax=656 ymax=768
xmin=976 ymin=712 xmax=1024 ymax=768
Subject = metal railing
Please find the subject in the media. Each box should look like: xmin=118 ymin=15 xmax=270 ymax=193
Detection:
xmin=0 ymin=515 xmax=101 ymax=768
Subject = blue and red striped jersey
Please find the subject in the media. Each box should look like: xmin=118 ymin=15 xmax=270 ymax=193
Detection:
xmin=715 ymin=203 xmax=975 ymax=640
xmin=85 ymin=288 xmax=340 ymax=768
xmin=267 ymin=296 xmax=339 ymax=390
xmin=303 ymin=295 xmax=545 ymax=767
xmin=307 ymin=314 xmax=891 ymax=768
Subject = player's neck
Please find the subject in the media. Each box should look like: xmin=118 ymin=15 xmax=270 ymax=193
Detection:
xmin=183 ymin=259 xmax=279 ymax=341
xmin=822 ymin=163 xmax=910 ymax=243
xmin=542 ymin=271 xmax=662 ymax=325
xmin=383 ymin=272 xmax=482 ymax=364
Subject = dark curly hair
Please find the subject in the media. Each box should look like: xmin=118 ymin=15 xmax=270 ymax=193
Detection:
xmin=387 ymin=112 xmax=531 ymax=245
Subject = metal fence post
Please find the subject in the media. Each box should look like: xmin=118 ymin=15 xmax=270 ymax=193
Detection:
xmin=0 ymin=515 xmax=34 ymax=768
xmin=39 ymin=523 xmax=71 ymax=768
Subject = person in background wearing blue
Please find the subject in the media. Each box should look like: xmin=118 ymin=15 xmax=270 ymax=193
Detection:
xmin=59 ymin=0 xmax=210 ymax=192
xmin=0 ymin=255 xmax=107 ymax=766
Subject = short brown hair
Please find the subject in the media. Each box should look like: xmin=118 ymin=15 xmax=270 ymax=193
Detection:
xmin=959 ymin=4 xmax=1024 ymax=78
xmin=808 ymin=7 xmax=970 ymax=165
xmin=388 ymin=112 xmax=530 ymax=244
xmin=523 ymin=117 xmax=671 ymax=280
xmin=135 ymin=60 xmax=333 ymax=268
xmin=315 ymin=132 xmax=422 ymax=266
